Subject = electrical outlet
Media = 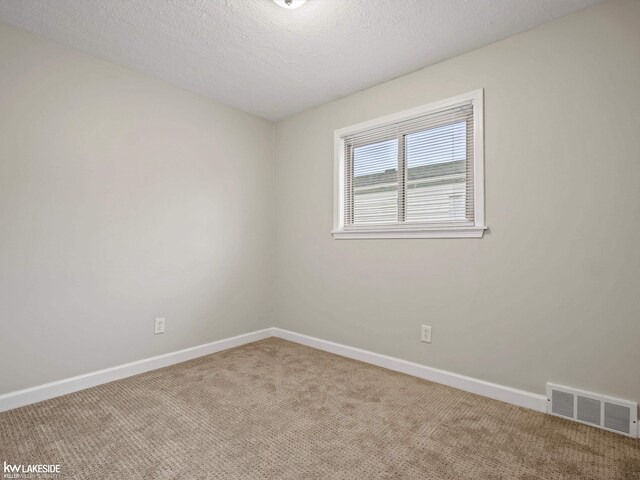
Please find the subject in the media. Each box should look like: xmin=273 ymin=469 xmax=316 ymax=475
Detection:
xmin=421 ymin=325 xmax=432 ymax=343
xmin=154 ymin=318 xmax=165 ymax=335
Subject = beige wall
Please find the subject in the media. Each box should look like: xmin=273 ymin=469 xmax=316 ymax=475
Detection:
xmin=0 ymin=23 xmax=274 ymax=394
xmin=274 ymin=0 xmax=640 ymax=402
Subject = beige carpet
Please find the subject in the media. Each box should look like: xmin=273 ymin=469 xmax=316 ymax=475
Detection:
xmin=1 ymin=338 xmax=638 ymax=479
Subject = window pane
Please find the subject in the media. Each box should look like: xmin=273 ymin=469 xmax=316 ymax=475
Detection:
xmin=405 ymin=121 xmax=467 ymax=223
xmin=352 ymin=139 xmax=398 ymax=224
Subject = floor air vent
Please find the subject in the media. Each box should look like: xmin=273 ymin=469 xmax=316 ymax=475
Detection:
xmin=547 ymin=383 xmax=638 ymax=438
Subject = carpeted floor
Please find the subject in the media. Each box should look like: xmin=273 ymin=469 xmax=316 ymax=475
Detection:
xmin=1 ymin=338 xmax=638 ymax=479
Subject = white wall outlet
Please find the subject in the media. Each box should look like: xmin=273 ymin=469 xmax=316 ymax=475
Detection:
xmin=154 ymin=318 xmax=166 ymax=335
xmin=421 ymin=325 xmax=432 ymax=343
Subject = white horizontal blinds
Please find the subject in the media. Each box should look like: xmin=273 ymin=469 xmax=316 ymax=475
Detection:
xmin=345 ymin=123 xmax=400 ymax=225
xmin=404 ymin=103 xmax=474 ymax=223
xmin=343 ymin=101 xmax=474 ymax=227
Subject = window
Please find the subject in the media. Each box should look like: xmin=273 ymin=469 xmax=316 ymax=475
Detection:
xmin=333 ymin=90 xmax=486 ymax=239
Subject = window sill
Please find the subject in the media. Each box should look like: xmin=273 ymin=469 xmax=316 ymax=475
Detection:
xmin=331 ymin=225 xmax=487 ymax=239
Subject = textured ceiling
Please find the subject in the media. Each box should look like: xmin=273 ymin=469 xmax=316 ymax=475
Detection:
xmin=0 ymin=0 xmax=603 ymax=120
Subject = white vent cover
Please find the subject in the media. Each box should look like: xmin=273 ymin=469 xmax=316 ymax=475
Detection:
xmin=547 ymin=383 xmax=638 ymax=438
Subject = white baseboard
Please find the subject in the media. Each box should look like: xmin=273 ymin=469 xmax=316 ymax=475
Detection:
xmin=272 ymin=328 xmax=547 ymax=413
xmin=0 ymin=328 xmax=273 ymax=413
xmin=1 ymin=326 xmax=546 ymax=414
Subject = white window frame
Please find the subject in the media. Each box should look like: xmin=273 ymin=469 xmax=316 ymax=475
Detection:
xmin=332 ymin=89 xmax=486 ymax=239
